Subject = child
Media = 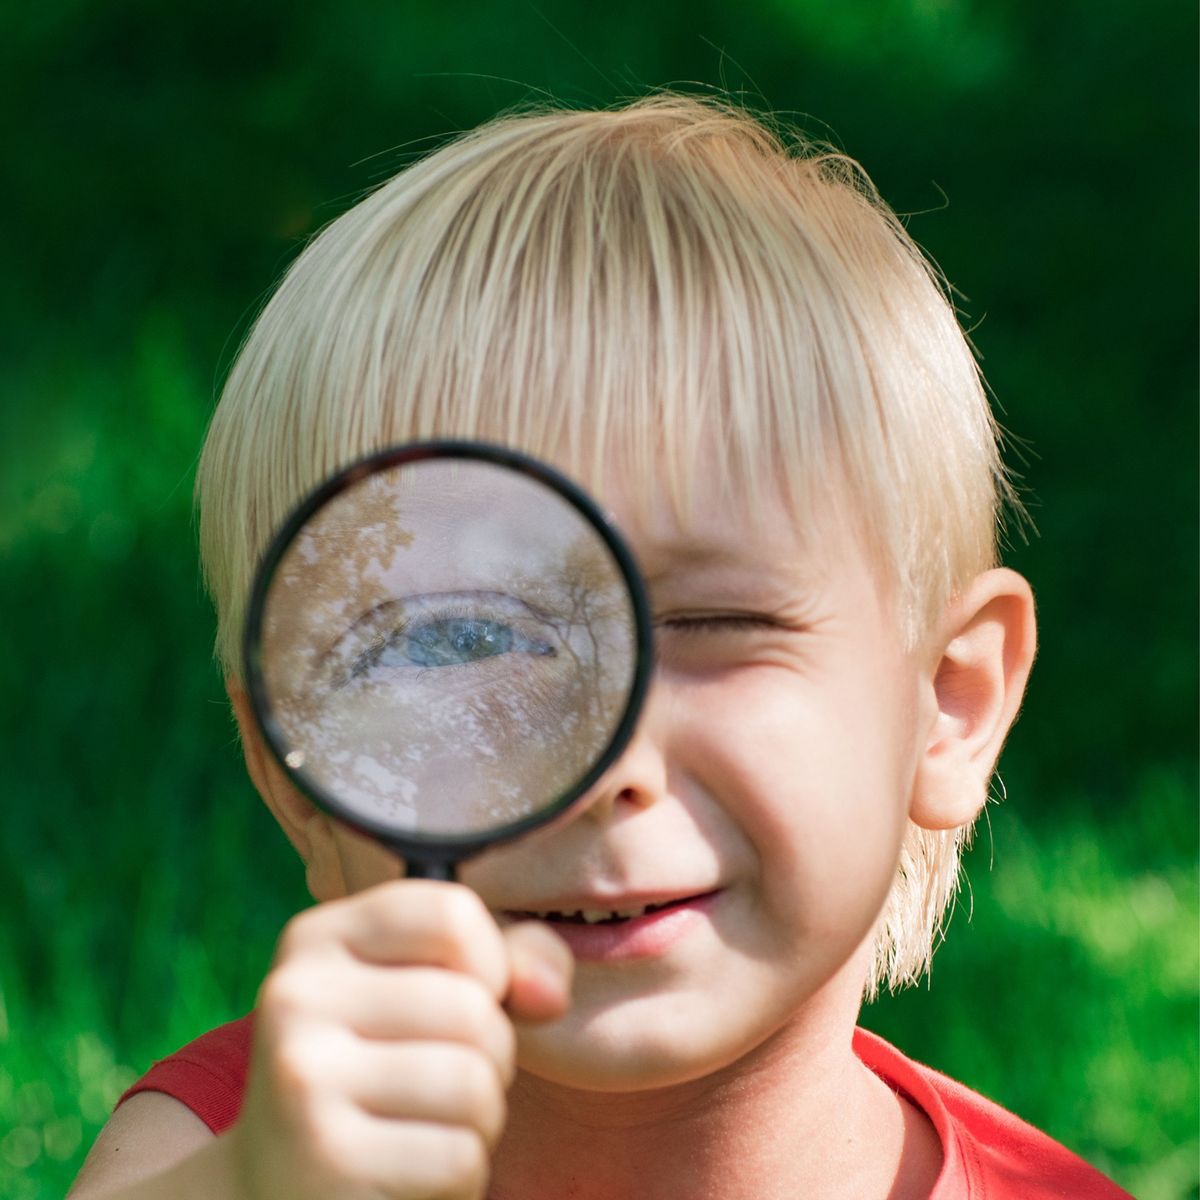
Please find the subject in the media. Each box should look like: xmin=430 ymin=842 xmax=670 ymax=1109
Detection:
xmin=68 ymin=93 xmax=1130 ymax=1199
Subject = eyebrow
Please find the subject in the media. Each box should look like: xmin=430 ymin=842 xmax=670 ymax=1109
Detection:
xmin=639 ymin=539 xmax=818 ymax=589
xmin=637 ymin=538 xmax=737 ymax=576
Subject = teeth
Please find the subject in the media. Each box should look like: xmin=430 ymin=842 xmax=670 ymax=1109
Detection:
xmin=532 ymin=904 xmax=651 ymax=923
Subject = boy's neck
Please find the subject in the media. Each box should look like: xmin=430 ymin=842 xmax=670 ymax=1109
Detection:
xmin=490 ymin=1009 xmax=943 ymax=1200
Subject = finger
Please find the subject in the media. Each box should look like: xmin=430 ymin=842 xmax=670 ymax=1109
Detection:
xmin=324 ymin=1109 xmax=490 ymax=1200
xmin=338 ymin=1040 xmax=509 ymax=1147
xmin=502 ymin=921 xmax=573 ymax=1023
xmin=281 ymin=881 xmax=510 ymax=998
xmin=270 ymin=964 xmax=517 ymax=1082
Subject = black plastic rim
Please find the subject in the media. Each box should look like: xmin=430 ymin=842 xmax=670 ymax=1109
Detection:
xmin=242 ymin=439 xmax=654 ymax=869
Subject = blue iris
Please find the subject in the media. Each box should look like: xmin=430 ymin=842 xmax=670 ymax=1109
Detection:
xmin=342 ymin=612 xmax=559 ymax=684
xmin=406 ymin=617 xmax=516 ymax=666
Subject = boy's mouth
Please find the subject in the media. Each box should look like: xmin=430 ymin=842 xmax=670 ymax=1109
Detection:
xmin=503 ymin=892 xmax=721 ymax=962
xmin=508 ymin=898 xmax=681 ymax=925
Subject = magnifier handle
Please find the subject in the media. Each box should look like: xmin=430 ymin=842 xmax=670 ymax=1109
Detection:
xmin=405 ymin=859 xmax=457 ymax=882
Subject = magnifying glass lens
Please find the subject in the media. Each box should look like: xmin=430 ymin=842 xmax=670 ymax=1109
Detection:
xmin=253 ymin=454 xmax=643 ymax=846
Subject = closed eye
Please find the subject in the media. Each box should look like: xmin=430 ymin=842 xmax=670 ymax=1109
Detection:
xmin=657 ymin=613 xmax=787 ymax=634
xmin=653 ymin=611 xmax=813 ymax=674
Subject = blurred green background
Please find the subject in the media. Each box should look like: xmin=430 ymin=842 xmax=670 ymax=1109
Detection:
xmin=2 ymin=2 xmax=1195 ymax=1197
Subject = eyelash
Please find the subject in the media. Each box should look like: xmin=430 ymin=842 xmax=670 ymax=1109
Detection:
xmin=657 ymin=614 xmax=781 ymax=634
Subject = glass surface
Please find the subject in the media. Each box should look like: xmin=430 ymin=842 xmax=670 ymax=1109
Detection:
xmin=257 ymin=457 xmax=639 ymax=838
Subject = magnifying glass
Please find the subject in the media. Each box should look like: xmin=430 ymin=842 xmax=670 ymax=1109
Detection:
xmin=243 ymin=442 xmax=653 ymax=881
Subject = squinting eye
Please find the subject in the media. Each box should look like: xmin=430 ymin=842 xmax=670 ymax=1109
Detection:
xmin=659 ymin=614 xmax=779 ymax=634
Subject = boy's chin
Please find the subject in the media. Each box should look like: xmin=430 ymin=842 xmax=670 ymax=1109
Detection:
xmin=513 ymin=996 xmax=778 ymax=1094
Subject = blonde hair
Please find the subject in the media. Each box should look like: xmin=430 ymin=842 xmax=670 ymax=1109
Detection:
xmin=198 ymin=91 xmax=1017 ymax=999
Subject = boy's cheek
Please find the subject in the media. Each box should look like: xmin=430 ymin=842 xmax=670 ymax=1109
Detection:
xmin=331 ymin=822 xmax=405 ymax=894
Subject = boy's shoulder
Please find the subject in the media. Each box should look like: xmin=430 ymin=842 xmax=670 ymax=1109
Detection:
xmin=119 ymin=1014 xmax=255 ymax=1134
xmin=853 ymin=1027 xmax=1133 ymax=1199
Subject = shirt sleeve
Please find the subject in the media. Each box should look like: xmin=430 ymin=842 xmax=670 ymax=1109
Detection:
xmin=117 ymin=1014 xmax=254 ymax=1135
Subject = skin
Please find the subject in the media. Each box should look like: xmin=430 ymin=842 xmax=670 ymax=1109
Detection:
xmin=68 ymin=467 xmax=1035 ymax=1200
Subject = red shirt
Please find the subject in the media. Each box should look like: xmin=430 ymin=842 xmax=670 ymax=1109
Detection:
xmin=120 ymin=1017 xmax=1132 ymax=1197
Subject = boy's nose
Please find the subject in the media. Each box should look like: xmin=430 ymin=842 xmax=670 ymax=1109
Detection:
xmin=573 ymin=680 xmax=672 ymax=824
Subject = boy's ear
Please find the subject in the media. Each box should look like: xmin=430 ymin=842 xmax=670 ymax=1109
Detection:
xmin=910 ymin=568 xmax=1037 ymax=831
xmin=226 ymin=681 xmax=350 ymax=900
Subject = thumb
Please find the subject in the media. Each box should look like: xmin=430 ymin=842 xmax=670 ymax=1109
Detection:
xmin=503 ymin=921 xmax=574 ymax=1023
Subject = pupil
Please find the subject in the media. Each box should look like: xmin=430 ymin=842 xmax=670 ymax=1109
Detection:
xmin=409 ymin=617 xmax=514 ymax=666
xmin=454 ymin=625 xmax=485 ymax=652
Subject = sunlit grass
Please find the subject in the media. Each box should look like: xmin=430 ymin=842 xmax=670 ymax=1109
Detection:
xmin=864 ymin=766 xmax=1198 ymax=1200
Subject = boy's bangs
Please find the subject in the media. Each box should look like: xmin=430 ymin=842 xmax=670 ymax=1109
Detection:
xmin=388 ymin=144 xmax=839 ymax=542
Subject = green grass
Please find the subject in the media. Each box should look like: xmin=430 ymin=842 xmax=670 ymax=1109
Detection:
xmin=2 ymin=4 xmax=1195 ymax=1195
xmin=865 ymin=767 xmax=1199 ymax=1199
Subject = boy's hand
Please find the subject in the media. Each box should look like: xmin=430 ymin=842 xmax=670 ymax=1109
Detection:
xmin=228 ymin=880 xmax=572 ymax=1200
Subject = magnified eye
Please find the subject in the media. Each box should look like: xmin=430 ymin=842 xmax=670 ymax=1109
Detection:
xmin=406 ymin=617 xmax=510 ymax=666
xmin=377 ymin=616 xmax=555 ymax=669
xmin=330 ymin=599 xmax=565 ymax=688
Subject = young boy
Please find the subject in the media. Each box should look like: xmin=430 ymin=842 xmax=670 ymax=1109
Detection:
xmin=68 ymin=93 xmax=1130 ymax=1199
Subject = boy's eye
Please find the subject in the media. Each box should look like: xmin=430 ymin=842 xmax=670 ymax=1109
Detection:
xmin=318 ymin=593 xmax=566 ymax=690
xmin=405 ymin=617 xmax=513 ymax=665
xmin=366 ymin=616 xmax=554 ymax=672
xmin=658 ymin=613 xmax=780 ymax=633
xmin=654 ymin=614 xmax=798 ymax=670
